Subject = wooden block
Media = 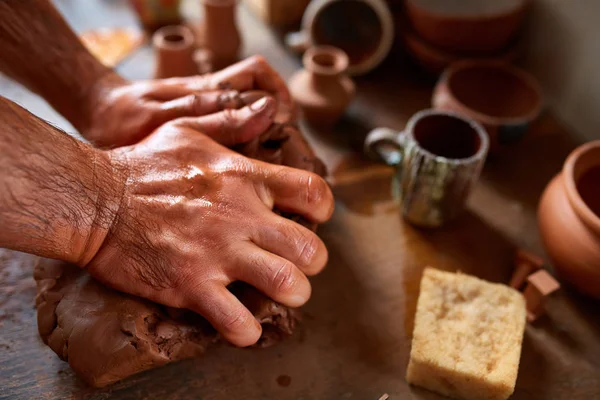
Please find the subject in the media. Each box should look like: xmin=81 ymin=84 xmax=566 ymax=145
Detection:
xmin=523 ymin=270 xmax=560 ymax=322
xmin=509 ymin=249 xmax=544 ymax=290
xmin=244 ymin=0 xmax=310 ymax=26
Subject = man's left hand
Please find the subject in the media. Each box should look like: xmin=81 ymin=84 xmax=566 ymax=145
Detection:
xmin=83 ymin=56 xmax=292 ymax=148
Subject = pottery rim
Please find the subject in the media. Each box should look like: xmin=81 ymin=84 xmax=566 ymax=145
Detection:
xmin=300 ymin=0 xmax=394 ymax=76
xmin=563 ymin=140 xmax=600 ymax=236
xmin=153 ymin=25 xmax=194 ymax=50
xmin=406 ymin=0 xmax=528 ymax=21
xmin=304 ymin=46 xmax=349 ymax=76
xmin=405 ymin=109 xmax=489 ymax=166
xmin=439 ymin=60 xmax=543 ymax=126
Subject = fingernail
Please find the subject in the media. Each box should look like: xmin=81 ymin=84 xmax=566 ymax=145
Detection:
xmin=249 ymin=97 xmax=269 ymax=112
xmin=290 ymin=294 xmax=308 ymax=307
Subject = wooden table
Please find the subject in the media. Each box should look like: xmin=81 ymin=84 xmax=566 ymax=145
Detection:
xmin=1 ymin=1 xmax=599 ymax=399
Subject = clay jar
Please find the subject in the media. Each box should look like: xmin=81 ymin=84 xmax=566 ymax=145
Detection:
xmin=285 ymin=0 xmax=394 ymax=76
xmin=153 ymin=25 xmax=198 ymax=79
xmin=538 ymin=141 xmax=600 ymax=299
xmin=199 ymin=0 xmax=241 ymax=71
xmin=405 ymin=0 xmax=527 ymax=54
xmin=289 ymin=46 xmax=355 ymax=127
xmin=432 ymin=60 xmax=542 ymax=153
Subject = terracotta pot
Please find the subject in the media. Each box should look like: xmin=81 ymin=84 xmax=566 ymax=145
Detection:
xmin=153 ymin=25 xmax=198 ymax=79
xmin=432 ymin=60 xmax=542 ymax=153
xmin=538 ymin=141 xmax=600 ymax=299
xmin=405 ymin=0 xmax=528 ymax=54
xmin=129 ymin=0 xmax=182 ymax=32
xmin=285 ymin=0 xmax=394 ymax=76
xmin=199 ymin=0 xmax=241 ymax=71
xmin=404 ymin=30 xmax=521 ymax=75
xmin=288 ymin=46 xmax=355 ymax=127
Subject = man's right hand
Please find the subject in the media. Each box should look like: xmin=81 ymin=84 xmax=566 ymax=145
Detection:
xmin=85 ymin=97 xmax=334 ymax=347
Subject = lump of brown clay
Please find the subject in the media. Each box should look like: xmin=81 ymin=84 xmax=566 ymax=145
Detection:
xmin=34 ymin=92 xmax=326 ymax=388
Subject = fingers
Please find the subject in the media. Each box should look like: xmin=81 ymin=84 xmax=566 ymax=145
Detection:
xmin=174 ymin=96 xmax=277 ymax=146
xmin=210 ymin=56 xmax=292 ymax=108
xmin=154 ymin=56 xmax=293 ymax=111
xmin=232 ymin=246 xmax=312 ymax=308
xmin=255 ymin=163 xmax=334 ymax=224
xmin=252 ymin=214 xmax=327 ymax=276
xmin=186 ymin=282 xmax=262 ymax=347
xmin=157 ymin=90 xmax=243 ymax=122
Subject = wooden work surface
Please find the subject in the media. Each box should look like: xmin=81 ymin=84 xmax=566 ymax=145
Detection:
xmin=1 ymin=1 xmax=599 ymax=399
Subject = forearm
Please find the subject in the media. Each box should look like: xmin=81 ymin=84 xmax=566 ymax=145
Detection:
xmin=0 ymin=97 xmax=126 ymax=265
xmin=0 ymin=0 xmax=125 ymax=133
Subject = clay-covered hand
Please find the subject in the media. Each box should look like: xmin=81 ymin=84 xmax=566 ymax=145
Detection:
xmin=85 ymin=97 xmax=333 ymax=347
xmin=82 ymin=56 xmax=293 ymax=148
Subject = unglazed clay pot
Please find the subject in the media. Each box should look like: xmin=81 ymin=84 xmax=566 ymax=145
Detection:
xmin=289 ymin=46 xmax=355 ymax=127
xmin=404 ymin=30 xmax=520 ymax=75
xmin=538 ymin=141 xmax=600 ymax=299
xmin=199 ymin=0 xmax=241 ymax=71
xmin=153 ymin=25 xmax=198 ymax=78
xmin=129 ymin=0 xmax=182 ymax=32
xmin=405 ymin=0 xmax=528 ymax=54
xmin=285 ymin=0 xmax=394 ymax=76
xmin=432 ymin=60 xmax=542 ymax=153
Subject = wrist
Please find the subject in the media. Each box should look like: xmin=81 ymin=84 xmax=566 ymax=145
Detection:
xmin=74 ymin=70 xmax=129 ymax=136
xmin=74 ymin=147 xmax=130 ymax=267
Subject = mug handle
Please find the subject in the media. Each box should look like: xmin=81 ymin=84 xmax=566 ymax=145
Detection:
xmin=364 ymin=127 xmax=405 ymax=166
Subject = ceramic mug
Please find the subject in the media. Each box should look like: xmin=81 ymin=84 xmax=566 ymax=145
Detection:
xmin=365 ymin=109 xmax=489 ymax=227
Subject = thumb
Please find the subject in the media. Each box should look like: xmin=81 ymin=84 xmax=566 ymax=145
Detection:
xmin=174 ymin=96 xmax=277 ymax=146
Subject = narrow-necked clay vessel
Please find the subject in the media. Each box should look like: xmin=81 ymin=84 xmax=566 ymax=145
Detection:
xmin=199 ymin=0 xmax=241 ymax=71
xmin=404 ymin=30 xmax=521 ymax=75
xmin=153 ymin=25 xmax=198 ymax=79
xmin=432 ymin=60 xmax=542 ymax=153
xmin=538 ymin=141 xmax=600 ymax=299
xmin=288 ymin=46 xmax=355 ymax=127
xmin=406 ymin=0 xmax=528 ymax=54
xmin=285 ymin=0 xmax=394 ymax=76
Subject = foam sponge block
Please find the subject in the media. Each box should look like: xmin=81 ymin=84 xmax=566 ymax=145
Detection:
xmin=407 ymin=268 xmax=526 ymax=400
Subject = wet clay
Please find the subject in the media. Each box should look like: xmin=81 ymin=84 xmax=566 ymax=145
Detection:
xmin=34 ymin=91 xmax=326 ymax=388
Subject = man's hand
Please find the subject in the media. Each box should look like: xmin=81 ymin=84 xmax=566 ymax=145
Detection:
xmin=0 ymin=1 xmax=292 ymax=149
xmin=78 ymin=56 xmax=294 ymax=148
xmin=86 ymin=99 xmax=333 ymax=347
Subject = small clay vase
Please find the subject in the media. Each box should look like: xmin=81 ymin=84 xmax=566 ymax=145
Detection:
xmin=153 ymin=25 xmax=198 ymax=79
xmin=432 ymin=60 xmax=542 ymax=153
xmin=538 ymin=141 xmax=600 ymax=299
xmin=288 ymin=46 xmax=355 ymax=127
xmin=199 ymin=0 xmax=242 ymax=71
xmin=285 ymin=0 xmax=394 ymax=76
xmin=405 ymin=0 xmax=528 ymax=54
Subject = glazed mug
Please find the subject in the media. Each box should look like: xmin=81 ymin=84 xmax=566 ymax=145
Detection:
xmin=365 ymin=109 xmax=489 ymax=227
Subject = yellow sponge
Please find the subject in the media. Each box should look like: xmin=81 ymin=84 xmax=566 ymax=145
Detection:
xmin=406 ymin=268 xmax=526 ymax=400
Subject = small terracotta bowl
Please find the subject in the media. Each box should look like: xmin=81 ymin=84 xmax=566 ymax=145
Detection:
xmin=404 ymin=30 xmax=521 ymax=75
xmin=405 ymin=0 xmax=528 ymax=54
xmin=432 ymin=60 xmax=542 ymax=152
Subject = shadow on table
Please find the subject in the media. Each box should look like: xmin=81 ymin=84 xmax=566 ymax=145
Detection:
xmin=483 ymin=114 xmax=581 ymax=212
